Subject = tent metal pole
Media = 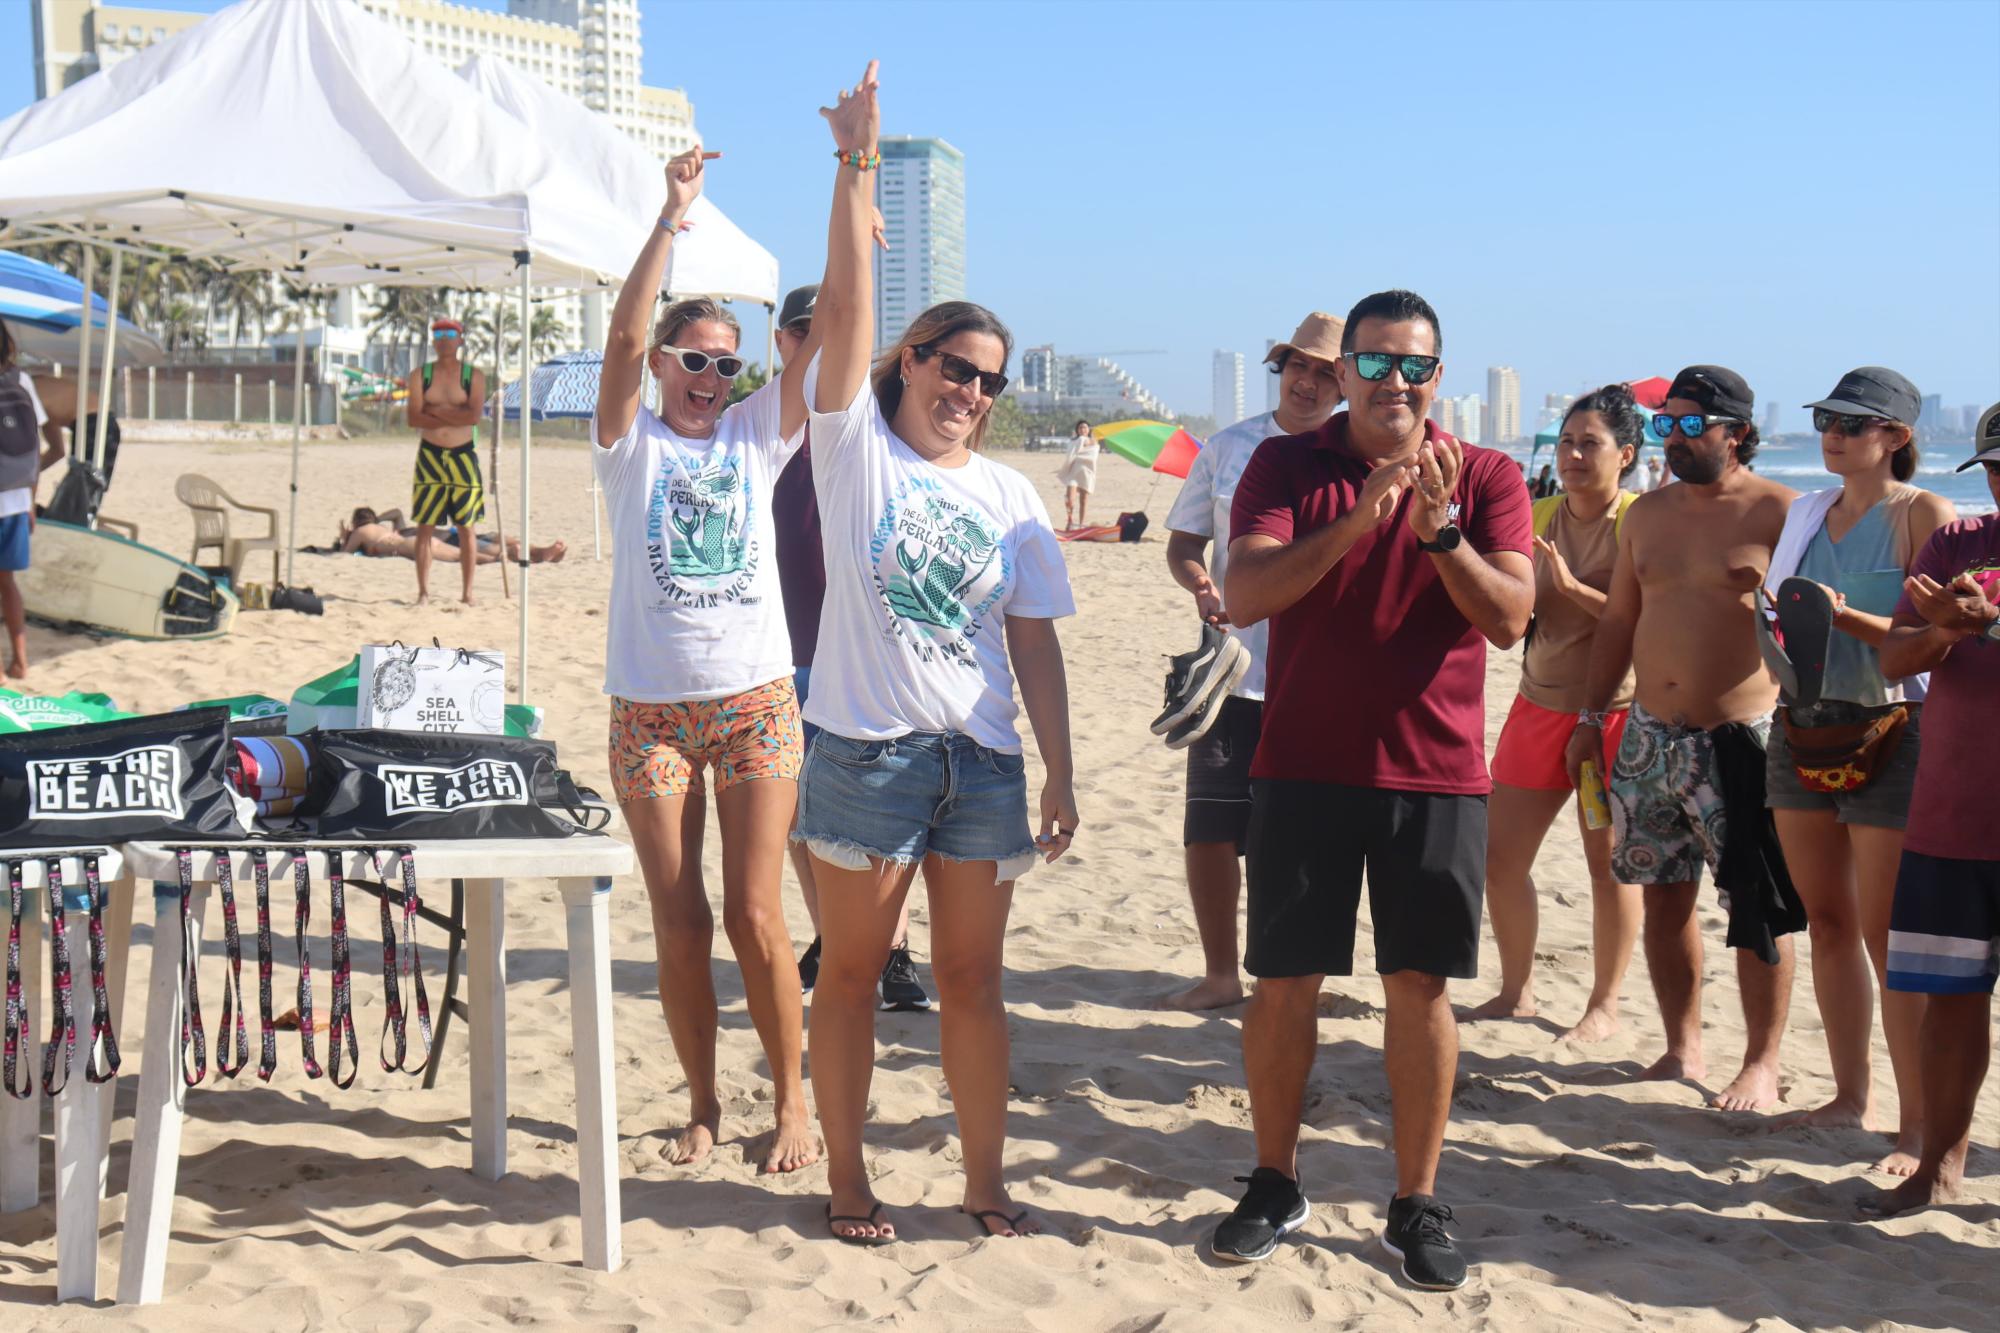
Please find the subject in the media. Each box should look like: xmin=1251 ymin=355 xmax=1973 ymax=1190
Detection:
xmin=489 ymin=288 xmax=509 ymax=599
xmin=517 ymin=261 xmax=532 ymax=704
xmin=91 ymin=247 xmax=124 ymax=478
xmin=75 ymin=245 xmax=95 ymax=473
xmin=285 ymin=296 xmax=307 ymax=587
xmin=765 ymin=303 xmax=775 ymax=383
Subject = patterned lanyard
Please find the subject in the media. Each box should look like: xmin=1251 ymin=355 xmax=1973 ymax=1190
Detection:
xmin=369 ymin=848 xmax=433 ymax=1075
xmin=42 ymin=857 xmax=77 ymax=1097
xmin=211 ymin=856 xmax=247 ymax=1079
xmin=252 ymin=850 xmax=278 ymax=1082
xmin=324 ymin=857 xmax=358 ymax=1090
xmin=290 ymin=851 xmax=321 ymax=1080
xmin=173 ymin=849 xmax=207 ymax=1087
xmin=3 ymin=860 xmax=30 ymax=1100
xmin=80 ymin=854 xmax=120 ymax=1085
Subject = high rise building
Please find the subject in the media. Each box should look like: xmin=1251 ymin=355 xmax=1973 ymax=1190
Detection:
xmin=1212 ymin=350 xmax=1245 ymax=426
xmin=1266 ymin=339 xmax=1281 ymax=412
xmin=1918 ymin=394 xmax=1945 ymax=442
xmin=1436 ymin=397 xmax=1459 ymax=437
xmin=1013 ymin=348 xmax=1171 ymax=419
xmin=1485 ymin=366 xmax=1520 ymax=446
xmin=1762 ymin=402 xmax=1781 ymax=437
xmin=874 ymin=136 xmax=966 ymax=351
xmin=1457 ymin=393 xmax=1483 ymax=444
xmin=1538 ymin=391 xmax=1576 ymax=430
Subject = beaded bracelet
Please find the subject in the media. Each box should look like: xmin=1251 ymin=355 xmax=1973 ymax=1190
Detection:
xmin=1574 ymin=709 xmax=1611 ymax=729
xmin=657 ymin=216 xmax=688 ymax=233
xmin=834 ymin=149 xmax=881 ymax=170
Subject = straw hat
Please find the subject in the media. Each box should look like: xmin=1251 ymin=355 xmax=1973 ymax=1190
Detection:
xmin=1264 ymin=312 xmax=1345 ymax=368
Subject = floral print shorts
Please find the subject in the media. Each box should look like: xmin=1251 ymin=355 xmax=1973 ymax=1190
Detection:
xmin=609 ymin=677 xmax=803 ymax=801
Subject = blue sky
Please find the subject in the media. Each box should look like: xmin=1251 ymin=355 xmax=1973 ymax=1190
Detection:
xmin=7 ymin=0 xmax=1998 ymax=429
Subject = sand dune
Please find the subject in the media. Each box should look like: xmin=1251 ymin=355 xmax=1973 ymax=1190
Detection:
xmin=1 ymin=435 xmax=1993 ymax=1328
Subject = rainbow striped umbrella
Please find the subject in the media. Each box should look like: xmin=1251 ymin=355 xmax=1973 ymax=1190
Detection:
xmin=1093 ymin=419 xmax=1203 ymax=478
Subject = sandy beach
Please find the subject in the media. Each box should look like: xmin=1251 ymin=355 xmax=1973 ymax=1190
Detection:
xmin=3 ymin=433 xmax=1995 ymax=1329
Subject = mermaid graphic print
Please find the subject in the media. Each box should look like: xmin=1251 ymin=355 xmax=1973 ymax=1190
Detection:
xmin=870 ymin=473 xmax=1010 ymax=666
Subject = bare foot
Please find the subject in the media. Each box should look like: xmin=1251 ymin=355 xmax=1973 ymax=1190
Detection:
xmin=1155 ymin=976 xmax=1245 ymax=1011
xmin=963 ymin=1198 xmax=1042 ymax=1238
xmin=662 ymin=1111 xmax=719 ymax=1166
xmin=762 ymin=1107 xmax=823 ymax=1175
xmin=543 ymin=540 xmax=567 ymax=564
xmin=1873 ymin=1134 xmax=1923 ymax=1177
xmin=1860 ymin=1171 xmax=1959 ymax=1218
xmin=1638 ymin=1050 xmax=1708 ymax=1083
xmin=461 ymin=592 xmax=476 ymax=607
xmin=1709 ymin=1062 xmax=1782 ymax=1112
xmin=828 ymin=1189 xmax=895 ymax=1241
xmin=415 ymin=592 xmax=430 ymax=607
xmin=1458 ymin=991 xmax=1537 ymax=1022
xmin=4 ymin=658 xmax=25 ymax=681
xmin=1558 ymin=1004 xmax=1622 ymax=1045
xmin=1771 ymin=1095 xmax=1868 ymax=1132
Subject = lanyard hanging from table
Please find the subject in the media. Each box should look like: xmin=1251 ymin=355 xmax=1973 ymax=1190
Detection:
xmin=368 ymin=848 xmax=433 ymax=1076
xmin=43 ymin=857 xmax=78 ymax=1096
xmin=211 ymin=856 xmax=248 ymax=1079
xmin=251 ymin=849 xmax=278 ymax=1082
xmin=324 ymin=859 xmax=359 ymax=1090
xmin=80 ymin=854 xmax=120 ymax=1084
xmin=173 ymin=848 xmax=206 ymax=1086
xmin=3 ymin=859 xmax=31 ymax=1100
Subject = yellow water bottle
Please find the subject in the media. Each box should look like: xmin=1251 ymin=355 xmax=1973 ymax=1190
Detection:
xmin=1577 ymin=759 xmax=1612 ymax=830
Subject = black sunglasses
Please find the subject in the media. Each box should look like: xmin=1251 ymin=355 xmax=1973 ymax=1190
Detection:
xmin=1812 ymin=408 xmax=1893 ymax=436
xmin=919 ymin=347 xmax=1008 ymax=398
xmin=1653 ymin=412 xmax=1742 ymax=439
xmin=665 ymin=347 xmax=746 ymax=379
xmin=1344 ymin=351 xmax=1440 ymax=385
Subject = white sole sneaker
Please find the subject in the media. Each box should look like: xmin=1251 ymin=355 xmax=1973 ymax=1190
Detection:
xmin=1164 ymin=648 xmax=1250 ymax=750
xmin=1211 ymin=1195 xmax=1311 ymax=1264
xmin=1150 ymin=633 xmax=1248 ymax=735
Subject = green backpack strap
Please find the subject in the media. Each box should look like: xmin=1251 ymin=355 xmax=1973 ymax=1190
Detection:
xmin=1532 ymin=490 xmax=1640 ymax=540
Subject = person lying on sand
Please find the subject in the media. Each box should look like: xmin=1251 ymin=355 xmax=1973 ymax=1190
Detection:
xmin=336 ymin=507 xmax=566 ymax=566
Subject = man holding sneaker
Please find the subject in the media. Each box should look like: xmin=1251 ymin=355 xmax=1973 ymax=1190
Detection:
xmin=1154 ymin=312 xmax=1345 ymax=1010
xmin=1208 ymin=290 xmax=1533 ymax=1288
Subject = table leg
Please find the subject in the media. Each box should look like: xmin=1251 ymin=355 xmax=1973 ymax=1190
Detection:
xmin=560 ymin=875 xmax=620 ymax=1273
xmin=464 ymin=877 xmax=507 ymax=1182
xmin=53 ymin=1048 xmax=105 ymax=1301
xmin=117 ymin=880 xmax=207 ymax=1306
xmin=97 ymin=871 xmax=136 ymax=1203
xmin=0 ymin=892 xmax=44 ymax=1213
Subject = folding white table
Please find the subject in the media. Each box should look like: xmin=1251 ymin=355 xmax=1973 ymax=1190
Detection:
xmin=114 ymin=836 xmax=632 ymax=1305
xmin=0 ymin=846 xmax=134 ymax=1304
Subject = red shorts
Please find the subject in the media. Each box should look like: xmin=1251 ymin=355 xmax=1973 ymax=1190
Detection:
xmin=1490 ymin=694 xmax=1629 ymax=792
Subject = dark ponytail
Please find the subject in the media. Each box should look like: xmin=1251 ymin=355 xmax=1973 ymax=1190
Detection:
xmin=1888 ymin=423 xmax=1920 ymax=481
xmin=1562 ymin=382 xmax=1645 ymax=479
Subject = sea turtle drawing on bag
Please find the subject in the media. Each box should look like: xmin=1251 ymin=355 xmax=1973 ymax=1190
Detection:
xmin=668 ymin=462 xmax=747 ymax=578
xmin=372 ymin=650 xmax=419 ymax=714
xmin=886 ymin=511 xmax=1000 ymax=632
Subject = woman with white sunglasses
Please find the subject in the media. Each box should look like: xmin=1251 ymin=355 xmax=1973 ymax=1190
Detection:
xmin=594 ymin=143 xmax=821 ymax=1176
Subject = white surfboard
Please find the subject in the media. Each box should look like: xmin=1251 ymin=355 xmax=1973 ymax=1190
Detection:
xmin=17 ymin=520 xmax=239 ymax=640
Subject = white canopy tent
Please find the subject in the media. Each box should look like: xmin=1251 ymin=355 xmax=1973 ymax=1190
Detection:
xmin=0 ymin=0 xmax=660 ymax=705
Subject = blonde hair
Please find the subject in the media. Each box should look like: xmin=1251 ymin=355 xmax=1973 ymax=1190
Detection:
xmin=869 ymin=301 xmax=1013 ymax=451
xmin=649 ymin=297 xmax=740 ymax=354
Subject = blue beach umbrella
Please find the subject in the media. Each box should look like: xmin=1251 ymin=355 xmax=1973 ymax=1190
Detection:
xmin=0 ymin=249 xmax=166 ymax=365
xmin=500 ymin=349 xmax=603 ymax=421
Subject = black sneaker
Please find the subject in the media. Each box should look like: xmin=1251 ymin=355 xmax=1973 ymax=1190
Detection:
xmin=1210 ymin=1167 xmax=1310 ymax=1263
xmin=1380 ymin=1193 xmax=1468 ymax=1291
xmin=798 ymin=936 xmax=821 ymax=994
xmin=1162 ymin=650 xmax=1246 ymax=751
xmin=878 ymin=942 xmax=932 ymax=1012
xmin=1149 ymin=624 xmax=1248 ymax=737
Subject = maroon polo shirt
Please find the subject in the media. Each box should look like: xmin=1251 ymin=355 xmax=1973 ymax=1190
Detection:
xmin=1229 ymin=412 xmax=1532 ymax=795
xmin=771 ymin=434 xmax=825 ymax=669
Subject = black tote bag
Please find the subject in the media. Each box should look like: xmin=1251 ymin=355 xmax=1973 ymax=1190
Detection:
xmin=0 ymin=707 xmax=248 ymax=848
xmin=297 ymin=729 xmax=608 ymax=841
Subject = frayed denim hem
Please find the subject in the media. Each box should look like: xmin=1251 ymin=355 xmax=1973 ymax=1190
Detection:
xmin=790 ymin=832 xmax=1037 ymax=883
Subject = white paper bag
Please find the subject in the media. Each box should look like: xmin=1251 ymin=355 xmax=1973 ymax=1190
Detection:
xmin=357 ymin=644 xmax=506 ymax=735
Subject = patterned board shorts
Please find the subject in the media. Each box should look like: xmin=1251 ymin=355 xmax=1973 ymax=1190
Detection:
xmin=1608 ymin=702 xmax=1770 ymax=887
xmin=411 ymin=440 xmax=486 ymax=528
xmin=609 ymin=676 xmax=804 ymax=801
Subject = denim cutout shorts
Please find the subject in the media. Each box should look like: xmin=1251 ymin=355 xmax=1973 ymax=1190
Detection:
xmin=794 ymin=729 xmax=1039 ymax=882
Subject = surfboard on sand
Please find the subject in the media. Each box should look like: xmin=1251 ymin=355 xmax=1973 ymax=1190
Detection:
xmin=16 ymin=520 xmax=239 ymax=640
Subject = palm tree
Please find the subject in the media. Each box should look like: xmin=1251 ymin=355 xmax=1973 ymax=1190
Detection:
xmin=365 ymin=285 xmax=443 ymax=376
xmin=159 ymin=299 xmax=207 ymax=356
xmin=527 ymin=306 xmax=568 ymax=363
xmin=206 ymin=269 xmax=272 ymax=350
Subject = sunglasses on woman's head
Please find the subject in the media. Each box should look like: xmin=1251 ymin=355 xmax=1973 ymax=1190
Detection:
xmin=920 ymin=347 xmax=1008 ymax=398
xmin=1653 ymin=412 xmax=1741 ymax=439
xmin=1344 ymin=351 xmax=1440 ymax=385
xmin=665 ymin=347 xmax=746 ymax=379
xmin=1812 ymin=408 xmax=1891 ymax=436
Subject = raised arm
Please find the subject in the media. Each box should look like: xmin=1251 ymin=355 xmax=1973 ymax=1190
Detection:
xmin=596 ymin=144 xmax=720 ymax=447
xmin=813 ymin=60 xmax=881 ymax=414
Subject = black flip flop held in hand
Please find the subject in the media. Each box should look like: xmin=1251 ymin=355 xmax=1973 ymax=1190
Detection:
xmin=826 ymin=1202 xmax=895 ymax=1247
xmin=1775 ymin=577 xmax=1838 ymax=707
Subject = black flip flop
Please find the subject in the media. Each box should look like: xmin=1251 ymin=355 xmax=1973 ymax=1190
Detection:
xmin=1754 ymin=606 xmax=1800 ymax=700
xmin=965 ymin=1207 xmax=1036 ymax=1238
xmin=1774 ymin=577 xmax=1837 ymax=707
xmin=826 ymin=1201 xmax=895 ymax=1247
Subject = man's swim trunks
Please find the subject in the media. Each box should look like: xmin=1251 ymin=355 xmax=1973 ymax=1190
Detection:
xmin=411 ymin=441 xmax=485 ymax=528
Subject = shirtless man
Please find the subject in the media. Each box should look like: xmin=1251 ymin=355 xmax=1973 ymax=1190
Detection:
xmin=1566 ymin=365 xmax=1800 ymax=1111
xmin=405 ymin=318 xmax=488 ymax=605
xmin=29 ymin=374 xmax=109 ymax=476
xmin=336 ymin=507 xmax=565 ymax=566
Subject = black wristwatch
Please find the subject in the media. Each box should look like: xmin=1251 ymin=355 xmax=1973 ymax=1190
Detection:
xmin=1418 ymin=524 xmax=1462 ymax=554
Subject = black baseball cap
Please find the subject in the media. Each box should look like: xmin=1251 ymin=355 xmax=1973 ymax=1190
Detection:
xmin=777 ymin=284 xmax=818 ymax=331
xmin=1666 ymin=365 xmax=1754 ymax=420
xmin=1956 ymin=402 xmax=2000 ymax=472
xmin=1803 ymin=366 xmax=1921 ymax=425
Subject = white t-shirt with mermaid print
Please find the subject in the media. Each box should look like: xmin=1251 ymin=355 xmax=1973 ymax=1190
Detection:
xmin=803 ymin=354 xmax=1076 ymax=753
xmin=594 ymin=379 xmax=803 ymax=702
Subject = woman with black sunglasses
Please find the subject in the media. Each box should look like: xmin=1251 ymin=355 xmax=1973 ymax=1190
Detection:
xmin=798 ymin=61 xmax=1078 ymax=1245
xmin=1762 ymin=368 xmax=1954 ymax=1172
xmin=592 ymin=143 xmax=823 ymax=1178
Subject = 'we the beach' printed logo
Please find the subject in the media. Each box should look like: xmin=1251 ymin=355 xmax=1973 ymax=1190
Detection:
xmin=869 ymin=477 xmax=1009 ymax=667
xmin=379 ymin=760 xmax=528 ymax=816
xmin=28 ymin=746 xmax=185 ymax=821
xmin=644 ymin=450 xmax=758 ymax=608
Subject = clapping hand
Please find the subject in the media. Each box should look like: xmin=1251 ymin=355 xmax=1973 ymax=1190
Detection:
xmin=1354 ymin=454 xmax=1416 ymax=527
xmin=1905 ymin=571 xmax=2000 ymax=635
xmin=663 ymin=143 xmax=720 ymax=226
xmin=1407 ymin=438 xmax=1462 ymax=542
xmin=1533 ymin=534 xmax=1580 ymax=598
xmin=821 ymin=59 xmax=880 ymax=156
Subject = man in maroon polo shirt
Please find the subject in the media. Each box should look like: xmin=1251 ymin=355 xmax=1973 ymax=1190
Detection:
xmin=1206 ymin=290 xmax=1533 ymax=1290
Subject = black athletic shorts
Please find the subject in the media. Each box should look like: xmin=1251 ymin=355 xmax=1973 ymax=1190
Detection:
xmin=1185 ymin=696 xmax=1262 ymax=850
xmin=1244 ymin=779 xmax=1485 ymax=980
